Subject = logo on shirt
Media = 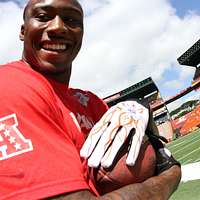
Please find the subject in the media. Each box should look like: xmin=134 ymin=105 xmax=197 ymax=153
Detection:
xmin=76 ymin=113 xmax=94 ymax=130
xmin=74 ymin=92 xmax=89 ymax=107
xmin=0 ymin=114 xmax=33 ymax=161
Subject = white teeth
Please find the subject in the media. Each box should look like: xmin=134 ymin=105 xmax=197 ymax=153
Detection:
xmin=43 ymin=44 xmax=67 ymax=51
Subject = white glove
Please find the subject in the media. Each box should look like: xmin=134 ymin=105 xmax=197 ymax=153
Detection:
xmin=80 ymin=101 xmax=149 ymax=168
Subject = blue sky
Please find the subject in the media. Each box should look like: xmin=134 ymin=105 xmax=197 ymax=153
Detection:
xmin=2 ymin=0 xmax=200 ymax=18
xmin=162 ymin=0 xmax=200 ymax=108
xmin=0 ymin=0 xmax=199 ymax=111
xmin=171 ymin=0 xmax=200 ymax=17
xmin=0 ymin=0 xmax=25 ymax=6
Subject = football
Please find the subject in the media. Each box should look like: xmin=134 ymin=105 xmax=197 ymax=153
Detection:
xmin=90 ymin=139 xmax=156 ymax=194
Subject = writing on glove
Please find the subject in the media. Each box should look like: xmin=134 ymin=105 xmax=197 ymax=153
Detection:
xmin=80 ymin=101 xmax=149 ymax=168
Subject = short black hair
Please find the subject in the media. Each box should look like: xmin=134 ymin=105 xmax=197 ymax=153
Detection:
xmin=22 ymin=0 xmax=83 ymax=21
xmin=23 ymin=4 xmax=28 ymax=20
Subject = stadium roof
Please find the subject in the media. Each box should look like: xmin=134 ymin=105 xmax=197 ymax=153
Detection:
xmin=193 ymin=67 xmax=200 ymax=81
xmin=103 ymin=77 xmax=159 ymax=107
xmin=177 ymin=39 xmax=200 ymax=67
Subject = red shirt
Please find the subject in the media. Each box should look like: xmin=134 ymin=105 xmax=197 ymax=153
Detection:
xmin=0 ymin=60 xmax=108 ymax=200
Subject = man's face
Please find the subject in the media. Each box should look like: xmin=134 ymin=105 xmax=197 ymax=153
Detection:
xmin=20 ymin=0 xmax=83 ymax=76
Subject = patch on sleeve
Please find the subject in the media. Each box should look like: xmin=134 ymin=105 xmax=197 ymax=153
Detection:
xmin=74 ymin=92 xmax=89 ymax=107
xmin=0 ymin=114 xmax=33 ymax=161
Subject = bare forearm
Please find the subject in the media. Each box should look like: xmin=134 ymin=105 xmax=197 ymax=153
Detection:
xmin=48 ymin=165 xmax=181 ymax=200
xmin=141 ymin=165 xmax=181 ymax=200
xmin=101 ymin=165 xmax=181 ymax=200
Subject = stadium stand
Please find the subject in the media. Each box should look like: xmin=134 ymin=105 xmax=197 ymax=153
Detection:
xmin=180 ymin=104 xmax=200 ymax=135
xmin=175 ymin=38 xmax=200 ymax=136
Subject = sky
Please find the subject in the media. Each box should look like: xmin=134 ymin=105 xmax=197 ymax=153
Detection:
xmin=0 ymin=0 xmax=199 ymax=111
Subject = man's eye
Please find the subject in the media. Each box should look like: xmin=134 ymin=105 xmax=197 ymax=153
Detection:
xmin=36 ymin=14 xmax=50 ymax=21
xmin=64 ymin=17 xmax=82 ymax=27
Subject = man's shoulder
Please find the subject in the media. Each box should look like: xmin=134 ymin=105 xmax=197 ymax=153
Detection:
xmin=0 ymin=60 xmax=22 ymax=68
xmin=0 ymin=60 xmax=54 ymax=94
xmin=68 ymin=88 xmax=106 ymax=105
xmin=0 ymin=60 xmax=31 ymax=76
xmin=69 ymin=88 xmax=96 ymax=100
xmin=68 ymin=88 xmax=94 ymax=107
xmin=68 ymin=88 xmax=109 ymax=119
xmin=0 ymin=60 xmax=26 ymax=80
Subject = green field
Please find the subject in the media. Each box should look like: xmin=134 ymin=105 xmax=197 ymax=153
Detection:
xmin=167 ymin=129 xmax=200 ymax=200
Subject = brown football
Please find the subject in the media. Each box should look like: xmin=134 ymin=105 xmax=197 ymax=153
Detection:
xmin=90 ymin=140 xmax=156 ymax=194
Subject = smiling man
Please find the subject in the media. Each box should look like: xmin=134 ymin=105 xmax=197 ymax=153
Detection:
xmin=21 ymin=0 xmax=84 ymax=83
xmin=0 ymin=0 xmax=181 ymax=199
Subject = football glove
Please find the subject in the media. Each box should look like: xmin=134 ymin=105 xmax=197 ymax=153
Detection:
xmin=80 ymin=101 xmax=149 ymax=168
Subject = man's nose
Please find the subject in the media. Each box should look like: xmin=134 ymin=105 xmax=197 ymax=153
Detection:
xmin=47 ymin=16 xmax=67 ymax=35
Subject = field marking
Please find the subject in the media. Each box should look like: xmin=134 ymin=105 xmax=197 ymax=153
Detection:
xmin=169 ymin=130 xmax=200 ymax=184
xmin=195 ymin=158 xmax=200 ymax=162
xmin=179 ymin=146 xmax=200 ymax=161
xmin=182 ymin=159 xmax=192 ymax=165
xmin=181 ymin=162 xmax=200 ymax=182
xmin=173 ymin=136 xmax=200 ymax=155
xmin=169 ymin=140 xmax=187 ymax=148
xmin=169 ymin=133 xmax=200 ymax=149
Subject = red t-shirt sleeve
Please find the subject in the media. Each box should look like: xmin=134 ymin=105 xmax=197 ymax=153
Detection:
xmin=87 ymin=91 xmax=109 ymax=122
xmin=0 ymin=62 xmax=90 ymax=199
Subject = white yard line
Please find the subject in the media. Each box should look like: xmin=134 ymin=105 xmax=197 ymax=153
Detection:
xmin=169 ymin=140 xmax=187 ymax=148
xmin=181 ymin=162 xmax=200 ymax=182
xmin=169 ymin=133 xmax=200 ymax=149
xmin=182 ymin=159 xmax=192 ymax=165
xmin=173 ymin=136 xmax=200 ymax=155
xmin=179 ymin=146 xmax=200 ymax=161
xmin=195 ymin=158 xmax=200 ymax=162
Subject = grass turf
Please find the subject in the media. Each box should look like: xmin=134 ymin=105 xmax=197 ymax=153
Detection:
xmin=167 ymin=129 xmax=200 ymax=200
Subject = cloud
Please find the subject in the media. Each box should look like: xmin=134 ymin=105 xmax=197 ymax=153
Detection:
xmin=167 ymin=90 xmax=200 ymax=112
xmin=164 ymin=79 xmax=183 ymax=90
xmin=79 ymin=0 xmax=109 ymax=15
xmin=71 ymin=0 xmax=200 ymax=98
xmin=0 ymin=0 xmax=27 ymax=7
xmin=185 ymin=91 xmax=200 ymax=102
xmin=0 ymin=0 xmax=200 ymax=100
xmin=0 ymin=2 xmax=24 ymax=64
xmin=164 ymin=67 xmax=195 ymax=89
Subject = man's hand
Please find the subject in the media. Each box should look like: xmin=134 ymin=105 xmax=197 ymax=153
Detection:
xmin=147 ymin=133 xmax=181 ymax=174
xmin=80 ymin=101 xmax=149 ymax=168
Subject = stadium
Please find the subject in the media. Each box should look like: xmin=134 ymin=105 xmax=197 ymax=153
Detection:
xmin=104 ymin=39 xmax=200 ymax=200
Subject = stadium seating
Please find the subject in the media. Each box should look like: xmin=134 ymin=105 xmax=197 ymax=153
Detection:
xmin=180 ymin=104 xmax=200 ymax=135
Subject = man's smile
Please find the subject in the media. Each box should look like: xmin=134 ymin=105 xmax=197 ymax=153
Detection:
xmin=41 ymin=42 xmax=73 ymax=53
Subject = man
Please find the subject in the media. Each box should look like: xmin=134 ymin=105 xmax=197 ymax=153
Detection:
xmin=0 ymin=0 xmax=181 ymax=199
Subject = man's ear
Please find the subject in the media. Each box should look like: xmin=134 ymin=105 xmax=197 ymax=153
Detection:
xmin=19 ymin=24 xmax=25 ymax=41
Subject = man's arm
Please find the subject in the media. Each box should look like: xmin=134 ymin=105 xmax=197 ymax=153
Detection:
xmin=49 ymin=104 xmax=181 ymax=200
xmin=48 ymin=165 xmax=181 ymax=200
